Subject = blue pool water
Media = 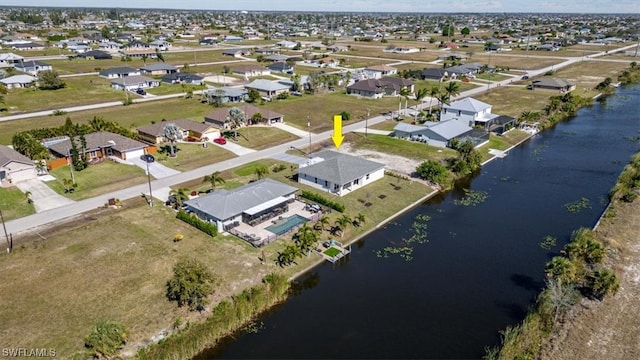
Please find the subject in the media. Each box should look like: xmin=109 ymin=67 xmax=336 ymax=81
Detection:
xmin=265 ymin=214 xmax=308 ymax=235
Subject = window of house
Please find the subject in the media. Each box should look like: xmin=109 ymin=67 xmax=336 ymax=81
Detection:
xmin=443 ymin=108 xmax=447 ymax=113
xmin=458 ymin=110 xmax=462 ymax=116
xmin=325 ymin=180 xmax=328 ymax=186
xmin=366 ymin=174 xmax=370 ymax=180
xmin=90 ymin=151 xmax=97 ymax=158
xmin=354 ymin=178 xmax=360 ymax=185
xmin=314 ymin=177 xmax=317 ymax=184
xmin=334 ymin=184 xmax=340 ymax=190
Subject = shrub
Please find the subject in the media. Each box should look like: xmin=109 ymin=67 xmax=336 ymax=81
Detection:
xmin=416 ymin=160 xmax=450 ymax=185
xmin=271 ymin=164 xmax=287 ymax=173
xmin=52 ymin=109 xmax=67 ymax=116
xmin=586 ymin=268 xmax=620 ymax=300
xmin=84 ymin=320 xmax=128 ymax=359
xmin=166 ymin=258 xmax=216 ymax=311
xmin=300 ymin=190 xmax=345 ymax=212
xmin=176 ymin=210 xmax=217 ymax=236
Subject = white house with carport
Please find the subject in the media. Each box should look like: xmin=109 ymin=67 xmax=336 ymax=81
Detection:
xmin=184 ymin=178 xmax=298 ymax=233
xmin=298 ymin=150 xmax=385 ymax=197
xmin=110 ymin=75 xmax=159 ymax=91
xmin=0 ymin=145 xmax=36 ymax=184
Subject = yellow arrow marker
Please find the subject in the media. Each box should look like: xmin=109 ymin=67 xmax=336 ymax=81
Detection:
xmin=331 ymin=114 xmax=344 ymax=149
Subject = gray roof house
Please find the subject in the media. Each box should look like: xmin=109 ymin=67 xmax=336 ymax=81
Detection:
xmin=393 ymin=120 xmax=478 ymax=148
xmin=161 ymin=73 xmax=204 ymax=85
xmin=14 ymin=60 xmax=52 ymax=75
xmin=0 ymin=74 xmax=37 ymax=89
xmin=110 ymin=75 xmax=159 ymax=91
xmin=139 ymin=63 xmax=178 ymax=75
xmin=298 ymin=150 xmax=385 ymax=196
xmin=204 ymin=104 xmax=284 ymax=128
xmin=244 ymin=79 xmax=291 ymax=98
xmin=346 ymin=77 xmax=414 ymax=99
xmin=531 ymin=78 xmax=576 ymax=92
xmin=184 ymin=178 xmax=298 ymax=233
xmin=203 ymin=86 xmax=248 ymax=104
xmin=0 ymin=145 xmax=36 ymax=183
xmin=47 ymin=131 xmax=150 ymax=161
xmin=99 ymin=66 xmax=141 ymax=79
xmin=441 ymin=97 xmax=500 ymax=128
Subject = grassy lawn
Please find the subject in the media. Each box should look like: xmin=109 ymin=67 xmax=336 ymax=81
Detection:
xmin=2 ymin=76 xmax=126 ymax=114
xmin=475 ymin=87 xmax=554 ymax=118
xmin=550 ymin=61 xmax=629 ymax=89
xmin=475 ymin=73 xmax=512 ymax=82
xmin=0 ymin=186 xmax=35 ymax=221
xmin=48 ymin=161 xmax=148 ymax=200
xmin=467 ymin=54 xmax=564 ymax=71
xmin=261 ymin=92 xmax=411 ymax=133
xmin=0 ymin=97 xmax=214 ymax=145
xmin=370 ymin=119 xmax=403 ymax=131
xmin=323 ymin=247 xmax=341 ymax=257
xmin=0 ymin=153 xmax=433 ymax=358
xmin=223 ymin=126 xmax=299 ymax=150
xmin=145 ymin=83 xmax=206 ymax=96
xmin=477 ymin=130 xmax=532 ymax=162
xmin=47 ymin=58 xmax=148 ymax=75
xmin=345 ymin=133 xmax=457 ymax=162
xmin=155 ymin=142 xmax=236 ymax=171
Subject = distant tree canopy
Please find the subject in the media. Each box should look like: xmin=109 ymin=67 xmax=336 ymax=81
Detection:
xmin=461 ymin=27 xmax=471 ymax=37
xmin=442 ymin=26 xmax=455 ymax=37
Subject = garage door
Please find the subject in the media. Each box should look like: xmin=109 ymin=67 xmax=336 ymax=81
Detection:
xmin=10 ymin=167 xmax=36 ymax=182
xmin=124 ymin=148 xmax=145 ymax=160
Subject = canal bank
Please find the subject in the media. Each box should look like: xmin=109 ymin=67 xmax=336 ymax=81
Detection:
xmin=198 ymin=83 xmax=640 ymax=359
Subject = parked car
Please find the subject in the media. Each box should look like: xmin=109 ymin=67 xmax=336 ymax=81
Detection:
xmin=521 ymin=75 xmax=530 ymax=80
xmin=214 ymin=137 xmax=227 ymax=145
xmin=135 ymin=88 xmax=146 ymax=95
xmin=140 ymin=154 xmax=155 ymax=163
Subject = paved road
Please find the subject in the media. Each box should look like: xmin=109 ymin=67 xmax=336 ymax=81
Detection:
xmin=4 ymin=43 xmax=637 ymax=236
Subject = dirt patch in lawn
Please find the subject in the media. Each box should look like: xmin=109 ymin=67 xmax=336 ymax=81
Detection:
xmin=341 ymin=143 xmax=421 ymax=177
xmin=539 ymin=199 xmax=640 ymax=360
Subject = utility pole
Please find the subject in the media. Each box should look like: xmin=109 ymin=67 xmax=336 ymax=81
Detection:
xmin=146 ymin=159 xmax=153 ymax=207
xmin=307 ymin=116 xmax=311 ymax=157
xmin=365 ymin=108 xmax=370 ymax=138
xmin=0 ymin=209 xmax=10 ymax=253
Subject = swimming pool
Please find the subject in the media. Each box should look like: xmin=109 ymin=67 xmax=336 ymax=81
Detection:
xmin=265 ymin=214 xmax=309 ymax=235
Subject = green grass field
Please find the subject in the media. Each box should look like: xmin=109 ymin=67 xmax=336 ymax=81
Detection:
xmin=346 ymin=133 xmax=458 ymax=162
xmin=0 ymin=186 xmax=35 ymax=221
xmin=48 ymin=161 xmax=148 ymax=200
xmin=155 ymin=142 xmax=236 ymax=171
xmin=223 ymin=126 xmax=299 ymax=150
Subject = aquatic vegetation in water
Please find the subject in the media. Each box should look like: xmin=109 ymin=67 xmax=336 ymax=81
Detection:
xmin=563 ymin=197 xmax=592 ymax=213
xmin=454 ymin=190 xmax=489 ymax=206
xmin=539 ymin=235 xmax=557 ymax=250
xmin=374 ymin=214 xmax=430 ymax=261
xmin=531 ymin=142 xmax=549 ymax=162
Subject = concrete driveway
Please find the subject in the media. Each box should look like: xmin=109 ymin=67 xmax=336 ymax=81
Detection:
xmin=126 ymin=157 xmax=181 ymax=179
xmin=212 ymin=141 xmax=256 ymax=156
xmin=14 ymin=178 xmax=75 ymax=213
xmin=272 ymin=152 xmax=310 ymax=166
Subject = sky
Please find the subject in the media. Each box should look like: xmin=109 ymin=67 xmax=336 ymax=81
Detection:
xmin=2 ymin=0 xmax=639 ymax=14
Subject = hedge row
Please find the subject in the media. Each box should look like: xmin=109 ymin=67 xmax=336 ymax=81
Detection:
xmin=176 ymin=210 xmax=217 ymax=237
xmin=300 ymin=190 xmax=345 ymax=212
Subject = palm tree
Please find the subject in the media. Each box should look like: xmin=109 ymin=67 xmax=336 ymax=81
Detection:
xmin=544 ymin=256 xmax=576 ymax=284
xmin=414 ymin=88 xmax=428 ymax=121
xmin=162 ymin=123 xmax=182 ymax=157
xmin=170 ymin=188 xmax=190 ymax=208
xmin=428 ymin=85 xmax=440 ymax=113
xmin=399 ymin=87 xmax=412 ymax=115
xmin=227 ymin=107 xmax=245 ymax=141
xmin=443 ymin=81 xmax=460 ymax=99
xmin=318 ymin=215 xmax=330 ymax=231
xmin=141 ymin=54 xmax=148 ymax=64
xmin=24 ymin=191 xmax=33 ymax=204
xmin=354 ymin=213 xmax=366 ymax=227
xmin=335 ymin=215 xmax=352 ymax=238
xmin=437 ymin=92 xmax=451 ymax=107
xmin=203 ymin=171 xmax=225 ymax=191
xmin=254 ymin=165 xmax=269 ymax=180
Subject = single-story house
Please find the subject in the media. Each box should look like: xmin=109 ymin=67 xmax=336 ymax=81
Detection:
xmin=204 ymin=104 xmax=284 ymax=129
xmin=412 ymin=68 xmax=449 ymax=81
xmin=244 ymin=79 xmax=291 ymax=98
xmin=233 ymin=64 xmax=271 ymax=78
xmin=77 ymin=50 xmax=113 ymax=60
xmin=222 ymin=48 xmax=251 ymax=57
xmin=203 ymin=86 xmax=248 ymax=103
xmin=383 ymin=47 xmax=419 ymax=54
xmin=10 ymin=42 xmax=45 ymax=51
xmin=137 ymin=118 xmax=220 ymax=144
xmin=254 ymin=48 xmax=279 ymax=55
xmin=488 ymin=115 xmax=516 ymax=135
xmin=98 ymin=41 xmax=123 ymax=52
xmin=298 ymin=150 xmax=385 ymax=197
xmin=346 ymin=77 xmax=414 ymax=99
xmin=119 ymin=49 xmax=158 ymax=59
xmin=393 ymin=120 xmax=475 ymax=148
xmin=530 ymin=78 xmax=576 ymax=92
xmin=161 ymin=73 xmax=204 ymax=85
xmin=0 ymin=145 xmax=36 ymax=183
xmin=276 ymin=40 xmax=298 ymax=48
xmin=264 ymin=54 xmax=290 ymax=62
xmin=149 ymin=40 xmax=171 ymax=51
xmin=266 ymin=61 xmax=294 ymax=74
xmin=99 ymin=66 xmax=141 ymax=79
xmin=139 ymin=63 xmax=179 ymax=75
xmin=0 ymin=52 xmax=24 ymax=66
xmin=538 ymin=44 xmax=561 ymax=51
xmin=111 ymin=75 xmax=159 ymax=91
xmin=13 ymin=60 xmax=52 ymax=75
xmin=364 ymin=64 xmax=398 ymax=79
xmin=223 ymin=35 xmax=244 ymax=43
xmin=46 ymin=132 xmax=152 ymax=162
xmin=199 ymin=39 xmax=218 ymax=46
xmin=0 ymin=74 xmax=37 ymax=89
xmin=184 ymin=178 xmax=298 ymax=233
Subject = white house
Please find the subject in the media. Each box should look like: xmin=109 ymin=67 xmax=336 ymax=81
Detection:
xmin=298 ymin=150 xmax=385 ymax=197
xmin=110 ymin=75 xmax=159 ymax=91
xmin=364 ymin=64 xmax=398 ymax=79
xmin=0 ymin=145 xmax=37 ymax=183
xmin=441 ymin=97 xmax=499 ymax=128
xmin=0 ymin=74 xmax=37 ymax=89
xmin=14 ymin=60 xmax=52 ymax=75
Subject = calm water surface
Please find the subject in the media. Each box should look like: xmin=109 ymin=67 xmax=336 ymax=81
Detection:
xmin=198 ymin=84 xmax=640 ymax=359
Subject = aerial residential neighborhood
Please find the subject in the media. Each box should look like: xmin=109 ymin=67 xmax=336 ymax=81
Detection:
xmin=0 ymin=4 xmax=639 ymax=360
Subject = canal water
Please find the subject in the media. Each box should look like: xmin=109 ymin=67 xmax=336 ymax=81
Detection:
xmin=198 ymin=84 xmax=640 ymax=359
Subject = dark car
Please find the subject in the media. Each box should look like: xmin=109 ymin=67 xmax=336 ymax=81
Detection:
xmin=521 ymin=75 xmax=529 ymax=80
xmin=140 ymin=154 xmax=155 ymax=163
xmin=136 ymin=88 xmax=146 ymax=95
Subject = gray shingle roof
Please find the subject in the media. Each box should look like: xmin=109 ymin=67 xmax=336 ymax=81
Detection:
xmin=245 ymin=79 xmax=290 ymax=92
xmin=532 ymin=78 xmax=575 ymax=88
xmin=98 ymin=67 xmax=138 ymax=77
xmin=47 ymin=132 xmax=147 ymax=156
xmin=0 ymin=145 xmax=33 ymax=167
xmin=138 ymin=119 xmax=214 ymax=137
xmin=184 ymin=178 xmax=298 ymax=221
xmin=140 ymin=63 xmax=177 ymax=71
xmin=0 ymin=75 xmax=37 ymax=85
xmin=298 ymin=150 xmax=385 ymax=185
xmin=394 ymin=122 xmax=428 ymax=134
